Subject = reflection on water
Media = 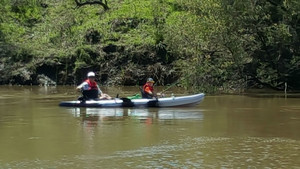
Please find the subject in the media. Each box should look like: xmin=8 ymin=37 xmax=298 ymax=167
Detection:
xmin=67 ymin=107 xmax=204 ymax=126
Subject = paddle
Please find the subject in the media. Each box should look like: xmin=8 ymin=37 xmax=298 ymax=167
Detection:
xmin=159 ymin=78 xmax=181 ymax=95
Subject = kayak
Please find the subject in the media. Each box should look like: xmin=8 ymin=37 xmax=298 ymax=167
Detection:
xmin=59 ymin=93 xmax=205 ymax=108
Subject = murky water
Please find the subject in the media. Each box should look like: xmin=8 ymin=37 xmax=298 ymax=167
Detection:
xmin=0 ymin=86 xmax=299 ymax=168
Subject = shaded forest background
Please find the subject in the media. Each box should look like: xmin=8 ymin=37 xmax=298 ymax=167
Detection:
xmin=0 ymin=0 xmax=299 ymax=93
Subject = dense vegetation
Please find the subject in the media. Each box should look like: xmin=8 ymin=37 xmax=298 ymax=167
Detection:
xmin=0 ymin=0 xmax=299 ymax=93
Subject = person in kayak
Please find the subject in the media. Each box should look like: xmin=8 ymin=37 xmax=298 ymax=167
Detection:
xmin=76 ymin=71 xmax=111 ymax=100
xmin=142 ymin=78 xmax=161 ymax=99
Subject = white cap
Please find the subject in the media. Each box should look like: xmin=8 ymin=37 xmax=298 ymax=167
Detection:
xmin=87 ymin=72 xmax=95 ymax=77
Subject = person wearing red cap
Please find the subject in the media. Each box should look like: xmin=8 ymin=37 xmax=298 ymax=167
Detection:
xmin=76 ymin=72 xmax=111 ymax=100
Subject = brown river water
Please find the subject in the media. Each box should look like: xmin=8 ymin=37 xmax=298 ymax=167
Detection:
xmin=0 ymin=86 xmax=299 ymax=168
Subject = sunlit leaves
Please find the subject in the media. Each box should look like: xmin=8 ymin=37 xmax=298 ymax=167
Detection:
xmin=0 ymin=0 xmax=299 ymax=89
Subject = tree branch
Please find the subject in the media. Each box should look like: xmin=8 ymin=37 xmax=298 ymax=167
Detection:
xmin=75 ymin=0 xmax=109 ymax=10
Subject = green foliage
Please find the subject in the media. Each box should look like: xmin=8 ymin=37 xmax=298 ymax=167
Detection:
xmin=163 ymin=0 xmax=300 ymax=92
xmin=0 ymin=0 xmax=299 ymax=91
xmin=10 ymin=0 xmax=43 ymax=27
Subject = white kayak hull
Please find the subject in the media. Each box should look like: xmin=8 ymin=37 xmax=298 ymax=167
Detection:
xmin=59 ymin=93 xmax=205 ymax=108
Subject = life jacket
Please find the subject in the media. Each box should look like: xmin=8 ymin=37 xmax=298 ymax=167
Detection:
xmin=142 ymin=83 xmax=154 ymax=98
xmin=81 ymin=79 xmax=99 ymax=100
xmin=85 ymin=79 xmax=98 ymax=90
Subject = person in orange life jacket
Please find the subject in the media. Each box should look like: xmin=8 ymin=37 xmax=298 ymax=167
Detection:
xmin=142 ymin=78 xmax=161 ymax=99
xmin=76 ymin=72 xmax=111 ymax=100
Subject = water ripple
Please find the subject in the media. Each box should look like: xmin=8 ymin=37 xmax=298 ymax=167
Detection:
xmin=1 ymin=137 xmax=299 ymax=169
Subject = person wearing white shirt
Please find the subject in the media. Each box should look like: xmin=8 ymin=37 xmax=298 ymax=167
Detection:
xmin=76 ymin=72 xmax=111 ymax=100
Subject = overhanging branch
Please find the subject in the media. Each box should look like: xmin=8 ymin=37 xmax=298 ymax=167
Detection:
xmin=75 ymin=0 xmax=109 ymax=10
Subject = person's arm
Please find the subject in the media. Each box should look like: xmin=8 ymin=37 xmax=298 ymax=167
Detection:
xmin=144 ymin=87 xmax=154 ymax=96
xmin=97 ymin=85 xmax=112 ymax=99
xmin=97 ymin=85 xmax=103 ymax=95
xmin=76 ymin=82 xmax=88 ymax=91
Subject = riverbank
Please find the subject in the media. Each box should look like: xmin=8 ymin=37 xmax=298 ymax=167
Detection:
xmin=1 ymin=0 xmax=299 ymax=92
